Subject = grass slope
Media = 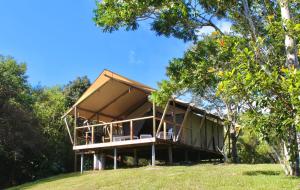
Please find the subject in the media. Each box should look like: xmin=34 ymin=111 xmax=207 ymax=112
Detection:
xmin=9 ymin=164 xmax=300 ymax=190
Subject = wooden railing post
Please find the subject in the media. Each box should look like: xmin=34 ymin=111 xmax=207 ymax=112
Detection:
xmin=92 ymin=126 xmax=94 ymax=144
xmin=163 ymin=122 xmax=167 ymax=140
xmin=110 ymin=123 xmax=113 ymax=142
xmin=130 ymin=120 xmax=133 ymax=140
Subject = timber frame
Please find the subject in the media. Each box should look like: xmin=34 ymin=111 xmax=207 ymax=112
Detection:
xmin=62 ymin=70 xmax=225 ymax=172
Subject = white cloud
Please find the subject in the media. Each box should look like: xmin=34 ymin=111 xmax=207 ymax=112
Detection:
xmin=128 ymin=50 xmax=143 ymax=65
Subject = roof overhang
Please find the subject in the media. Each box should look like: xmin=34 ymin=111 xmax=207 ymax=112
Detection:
xmin=62 ymin=70 xmax=155 ymax=122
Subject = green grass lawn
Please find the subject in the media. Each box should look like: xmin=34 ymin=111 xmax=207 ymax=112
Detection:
xmin=9 ymin=164 xmax=300 ymax=190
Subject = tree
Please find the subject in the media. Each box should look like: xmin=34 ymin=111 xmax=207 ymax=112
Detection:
xmin=93 ymin=0 xmax=300 ymax=175
xmin=0 ymin=56 xmax=45 ymax=187
xmin=93 ymin=0 xmax=234 ymax=41
xmin=63 ymin=76 xmax=90 ymax=108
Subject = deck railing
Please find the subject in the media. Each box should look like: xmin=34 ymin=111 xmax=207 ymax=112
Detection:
xmin=74 ymin=115 xmax=180 ymax=146
xmin=75 ymin=116 xmax=156 ymax=146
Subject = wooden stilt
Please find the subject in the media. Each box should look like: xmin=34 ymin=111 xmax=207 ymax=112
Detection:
xmin=114 ymin=148 xmax=117 ymax=170
xmin=168 ymin=146 xmax=173 ymax=164
xmin=93 ymin=153 xmax=97 ymax=170
xmin=80 ymin=153 xmax=83 ymax=174
xmin=152 ymin=144 xmax=156 ymax=166
xmin=133 ymin=149 xmax=137 ymax=166
xmin=99 ymin=153 xmax=105 ymax=170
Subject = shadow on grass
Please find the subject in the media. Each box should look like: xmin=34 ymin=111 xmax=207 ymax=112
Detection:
xmin=243 ymin=170 xmax=281 ymax=176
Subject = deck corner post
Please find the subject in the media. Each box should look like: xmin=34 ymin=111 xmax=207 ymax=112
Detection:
xmin=80 ymin=153 xmax=84 ymax=174
xmin=151 ymin=143 xmax=156 ymax=166
xmin=114 ymin=148 xmax=117 ymax=170
xmin=152 ymin=100 xmax=156 ymax=138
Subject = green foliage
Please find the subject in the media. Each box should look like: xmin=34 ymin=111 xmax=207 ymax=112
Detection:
xmin=237 ymin=127 xmax=274 ymax=164
xmin=95 ymin=0 xmax=300 ymax=170
xmin=0 ymin=55 xmax=91 ymax=188
xmin=0 ymin=56 xmax=44 ymax=187
xmin=63 ymin=76 xmax=90 ymax=108
xmin=93 ymin=0 xmax=232 ymax=42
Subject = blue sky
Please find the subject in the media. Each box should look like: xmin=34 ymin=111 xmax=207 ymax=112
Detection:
xmin=0 ymin=1 xmax=230 ymax=88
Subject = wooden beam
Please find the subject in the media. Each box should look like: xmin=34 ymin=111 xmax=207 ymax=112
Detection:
xmin=176 ymin=105 xmax=191 ymax=141
xmin=74 ymin=106 xmax=77 ymax=146
xmin=88 ymin=89 xmax=130 ymax=120
xmin=64 ymin=117 xmax=73 ymax=144
xmin=200 ymin=113 xmax=206 ymax=129
xmin=76 ymin=116 xmax=154 ymax=129
xmin=156 ymin=100 xmax=170 ymax=135
xmin=172 ymin=100 xmax=176 ymax=142
xmin=77 ymin=107 xmax=118 ymax=120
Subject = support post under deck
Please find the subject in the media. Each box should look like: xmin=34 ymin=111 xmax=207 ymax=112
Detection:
xmin=114 ymin=148 xmax=117 ymax=170
xmin=80 ymin=153 xmax=83 ymax=174
xmin=152 ymin=143 xmax=156 ymax=166
xmin=133 ymin=149 xmax=137 ymax=166
xmin=99 ymin=153 xmax=106 ymax=170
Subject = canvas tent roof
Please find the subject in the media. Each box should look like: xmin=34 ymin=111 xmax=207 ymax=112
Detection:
xmin=62 ymin=69 xmax=155 ymax=122
xmin=62 ymin=69 xmax=223 ymax=123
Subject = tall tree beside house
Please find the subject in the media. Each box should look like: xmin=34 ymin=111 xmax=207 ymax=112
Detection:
xmin=93 ymin=0 xmax=300 ymax=175
xmin=0 ymin=56 xmax=45 ymax=187
xmin=0 ymin=55 xmax=91 ymax=188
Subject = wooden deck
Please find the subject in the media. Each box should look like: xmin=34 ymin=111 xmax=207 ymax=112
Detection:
xmin=73 ymin=137 xmax=156 ymax=150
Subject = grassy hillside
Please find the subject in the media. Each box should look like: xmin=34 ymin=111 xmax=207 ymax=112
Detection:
xmin=9 ymin=164 xmax=300 ymax=190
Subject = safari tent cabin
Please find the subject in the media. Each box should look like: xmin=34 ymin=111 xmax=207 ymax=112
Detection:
xmin=62 ymin=70 xmax=225 ymax=172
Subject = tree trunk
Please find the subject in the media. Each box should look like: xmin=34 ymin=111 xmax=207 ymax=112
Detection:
xmin=226 ymin=102 xmax=239 ymax=163
xmin=279 ymin=0 xmax=300 ymax=176
xmin=279 ymin=0 xmax=299 ymax=68
xmin=290 ymin=126 xmax=300 ymax=176
xmin=241 ymin=0 xmax=257 ymax=41
xmin=230 ymin=129 xmax=239 ymax=163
